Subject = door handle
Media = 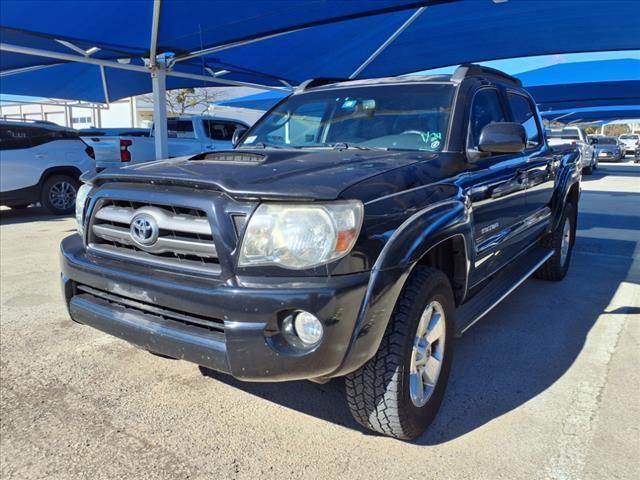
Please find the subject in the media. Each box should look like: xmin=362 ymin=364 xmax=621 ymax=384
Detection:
xmin=35 ymin=154 xmax=47 ymax=159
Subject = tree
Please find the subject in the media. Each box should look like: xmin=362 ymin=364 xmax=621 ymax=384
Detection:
xmin=141 ymin=87 xmax=224 ymax=115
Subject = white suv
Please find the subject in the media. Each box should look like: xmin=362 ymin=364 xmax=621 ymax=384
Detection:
xmin=0 ymin=120 xmax=95 ymax=214
xmin=619 ymin=133 xmax=639 ymax=156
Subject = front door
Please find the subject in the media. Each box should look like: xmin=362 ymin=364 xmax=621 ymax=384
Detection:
xmin=462 ymin=87 xmax=529 ymax=286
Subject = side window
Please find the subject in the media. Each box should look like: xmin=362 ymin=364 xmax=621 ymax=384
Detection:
xmin=0 ymin=125 xmax=32 ymax=150
xmin=468 ymin=89 xmax=506 ymax=150
xmin=166 ymin=119 xmax=194 ymax=138
xmin=167 ymin=119 xmax=177 ymax=138
xmin=175 ymin=120 xmax=195 ymax=139
xmin=507 ymin=93 xmax=541 ymax=148
xmin=204 ymin=120 xmax=245 ymax=141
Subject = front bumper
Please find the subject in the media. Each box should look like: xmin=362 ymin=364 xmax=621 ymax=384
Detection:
xmin=61 ymin=234 xmax=370 ymax=381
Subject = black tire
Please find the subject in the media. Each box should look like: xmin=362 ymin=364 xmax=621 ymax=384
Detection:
xmin=582 ymin=165 xmax=592 ymax=175
xmin=40 ymin=175 xmax=78 ymax=215
xmin=534 ymin=202 xmax=576 ymax=281
xmin=345 ymin=267 xmax=455 ymax=440
xmin=10 ymin=204 xmax=31 ymax=209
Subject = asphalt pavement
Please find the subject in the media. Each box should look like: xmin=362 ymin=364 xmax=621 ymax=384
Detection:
xmin=1 ymin=160 xmax=638 ymax=480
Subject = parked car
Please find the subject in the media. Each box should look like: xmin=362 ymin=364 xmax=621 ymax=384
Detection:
xmin=592 ymin=136 xmax=625 ymax=162
xmin=61 ymin=64 xmax=580 ymax=440
xmin=618 ymin=133 xmax=640 ymax=156
xmin=79 ymin=127 xmax=150 ymax=137
xmin=546 ymin=126 xmax=596 ymax=174
xmin=0 ymin=119 xmax=95 ymax=214
xmin=85 ymin=116 xmax=250 ymax=171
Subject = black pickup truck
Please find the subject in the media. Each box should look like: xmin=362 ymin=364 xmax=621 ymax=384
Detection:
xmin=61 ymin=64 xmax=580 ymax=440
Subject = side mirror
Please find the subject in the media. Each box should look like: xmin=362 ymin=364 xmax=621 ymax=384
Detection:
xmin=232 ymin=126 xmax=248 ymax=148
xmin=478 ymin=122 xmax=526 ymax=154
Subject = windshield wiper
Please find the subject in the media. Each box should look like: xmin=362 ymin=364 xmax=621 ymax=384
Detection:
xmin=329 ymin=142 xmax=387 ymax=151
xmin=243 ymin=142 xmax=285 ymax=149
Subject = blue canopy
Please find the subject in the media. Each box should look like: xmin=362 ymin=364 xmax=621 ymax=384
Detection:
xmin=2 ymin=0 xmax=639 ymax=102
xmin=541 ymin=106 xmax=640 ymax=124
xmin=516 ymin=59 xmax=640 ymax=112
xmin=217 ymin=91 xmax=288 ymax=111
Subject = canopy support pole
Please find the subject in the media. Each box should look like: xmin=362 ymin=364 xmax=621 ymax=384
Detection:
xmin=149 ymin=0 xmax=162 ymax=68
xmin=349 ymin=6 xmax=426 ymax=79
xmin=151 ymin=64 xmax=168 ymax=160
xmin=99 ymin=66 xmax=110 ymax=104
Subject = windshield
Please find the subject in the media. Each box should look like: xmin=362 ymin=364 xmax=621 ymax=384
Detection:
xmin=620 ymin=134 xmax=638 ymax=140
xmin=597 ymin=137 xmax=617 ymax=145
xmin=240 ymin=84 xmax=455 ymax=152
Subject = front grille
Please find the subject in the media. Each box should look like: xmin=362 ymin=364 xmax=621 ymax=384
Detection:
xmin=76 ymin=284 xmax=225 ymax=334
xmin=88 ymin=199 xmax=221 ymax=274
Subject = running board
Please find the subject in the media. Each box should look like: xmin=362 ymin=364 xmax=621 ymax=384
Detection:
xmin=456 ymin=246 xmax=553 ymax=336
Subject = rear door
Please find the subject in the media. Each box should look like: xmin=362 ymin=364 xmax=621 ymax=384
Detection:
xmin=507 ymin=91 xmax=556 ymax=242
xmin=463 ymin=87 xmax=529 ymax=285
xmin=0 ymin=124 xmax=39 ymax=192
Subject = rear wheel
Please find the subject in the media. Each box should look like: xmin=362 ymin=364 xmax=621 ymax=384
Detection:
xmin=534 ymin=202 xmax=576 ymax=281
xmin=40 ymin=175 xmax=78 ymax=215
xmin=582 ymin=165 xmax=593 ymax=175
xmin=345 ymin=267 xmax=455 ymax=440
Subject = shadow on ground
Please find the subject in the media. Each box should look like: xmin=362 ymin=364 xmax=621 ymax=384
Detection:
xmin=0 ymin=206 xmax=71 ymax=226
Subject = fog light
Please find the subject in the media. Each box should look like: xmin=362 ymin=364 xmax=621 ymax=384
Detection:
xmin=293 ymin=311 xmax=323 ymax=346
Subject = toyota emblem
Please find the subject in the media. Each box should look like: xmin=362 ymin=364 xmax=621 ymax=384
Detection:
xmin=130 ymin=213 xmax=159 ymax=246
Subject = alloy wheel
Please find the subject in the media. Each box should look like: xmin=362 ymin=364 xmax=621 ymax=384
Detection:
xmin=48 ymin=181 xmax=77 ymax=211
xmin=409 ymin=300 xmax=446 ymax=407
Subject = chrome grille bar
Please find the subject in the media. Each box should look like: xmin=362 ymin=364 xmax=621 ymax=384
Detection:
xmin=95 ymin=205 xmax=211 ymax=235
xmin=89 ymin=200 xmax=220 ymax=273
xmin=92 ymin=224 xmax=217 ymax=258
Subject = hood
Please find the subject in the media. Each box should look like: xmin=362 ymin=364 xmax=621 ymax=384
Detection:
xmin=90 ymin=148 xmax=436 ymax=200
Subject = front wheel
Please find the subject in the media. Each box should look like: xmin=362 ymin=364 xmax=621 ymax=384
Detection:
xmin=345 ymin=267 xmax=455 ymax=440
xmin=534 ymin=202 xmax=576 ymax=281
xmin=40 ymin=175 xmax=78 ymax=215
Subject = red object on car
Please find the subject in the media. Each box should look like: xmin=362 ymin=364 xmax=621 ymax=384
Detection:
xmin=120 ymin=139 xmax=132 ymax=162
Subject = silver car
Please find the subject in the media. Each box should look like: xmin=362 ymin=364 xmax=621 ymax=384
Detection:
xmin=593 ymin=136 xmax=624 ymax=162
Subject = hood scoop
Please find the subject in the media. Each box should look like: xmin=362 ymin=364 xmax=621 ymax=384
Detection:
xmin=193 ymin=151 xmax=266 ymax=164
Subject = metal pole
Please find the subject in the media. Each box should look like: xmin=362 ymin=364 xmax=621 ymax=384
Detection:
xmin=149 ymin=0 xmax=162 ymax=68
xmin=151 ymin=66 xmax=168 ymax=160
xmin=349 ymin=7 xmax=426 ymax=79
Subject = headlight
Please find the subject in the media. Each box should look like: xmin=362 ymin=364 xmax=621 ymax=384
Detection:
xmin=75 ymin=183 xmax=93 ymax=235
xmin=238 ymin=200 xmax=364 ymax=270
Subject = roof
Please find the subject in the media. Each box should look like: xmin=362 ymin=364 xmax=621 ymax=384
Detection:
xmin=0 ymin=118 xmax=74 ymax=131
xmin=299 ymin=74 xmax=454 ymax=92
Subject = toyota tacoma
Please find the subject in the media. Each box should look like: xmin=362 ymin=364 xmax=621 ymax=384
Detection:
xmin=61 ymin=64 xmax=580 ymax=440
